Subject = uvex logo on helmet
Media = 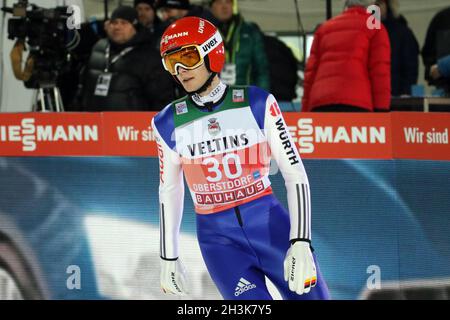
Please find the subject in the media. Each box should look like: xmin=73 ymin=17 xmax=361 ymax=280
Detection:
xmin=201 ymin=37 xmax=218 ymax=54
xmin=161 ymin=32 xmax=189 ymax=45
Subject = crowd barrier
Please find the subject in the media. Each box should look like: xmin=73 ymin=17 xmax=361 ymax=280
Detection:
xmin=0 ymin=112 xmax=449 ymax=160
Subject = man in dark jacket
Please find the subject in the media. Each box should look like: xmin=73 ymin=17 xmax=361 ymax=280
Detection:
xmin=263 ymin=35 xmax=299 ymax=101
xmin=76 ymin=6 xmax=175 ymax=111
xmin=134 ymin=0 xmax=163 ymax=49
xmin=422 ymin=6 xmax=450 ymax=94
xmin=377 ymin=0 xmax=419 ymax=96
xmin=210 ymin=0 xmax=270 ymax=90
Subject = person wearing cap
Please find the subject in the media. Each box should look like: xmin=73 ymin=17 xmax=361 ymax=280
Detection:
xmin=155 ymin=0 xmax=219 ymax=26
xmin=76 ymin=6 xmax=175 ymax=111
xmin=302 ymin=0 xmax=391 ymax=112
xmin=133 ymin=0 xmax=166 ymax=50
xmin=134 ymin=0 xmax=159 ymax=30
xmin=153 ymin=16 xmax=330 ymax=300
xmin=133 ymin=0 xmax=166 ymax=39
xmin=209 ymin=0 xmax=270 ymax=90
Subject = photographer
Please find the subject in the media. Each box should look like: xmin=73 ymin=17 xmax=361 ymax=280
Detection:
xmin=75 ymin=6 xmax=174 ymax=111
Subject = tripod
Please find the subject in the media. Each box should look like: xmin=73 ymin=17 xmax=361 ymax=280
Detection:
xmin=32 ymin=82 xmax=64 ymax=112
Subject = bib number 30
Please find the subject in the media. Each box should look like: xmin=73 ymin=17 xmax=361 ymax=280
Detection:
xmin=203 ymin=153 xmax=242 ymax=182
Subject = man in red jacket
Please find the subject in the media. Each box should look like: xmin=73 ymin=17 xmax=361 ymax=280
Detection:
xmin=302 ymin=0 xmax=391 ymax=112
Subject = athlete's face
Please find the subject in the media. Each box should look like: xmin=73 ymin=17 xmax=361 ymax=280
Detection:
xmin=176 ymin=63 xmax=211 ymax=93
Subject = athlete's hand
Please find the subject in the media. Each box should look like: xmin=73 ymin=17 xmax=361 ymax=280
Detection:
xmin=160 ymin=258 xmax=189 ymax=295
xmin=284 ymin=241 xmax=317 ymax=295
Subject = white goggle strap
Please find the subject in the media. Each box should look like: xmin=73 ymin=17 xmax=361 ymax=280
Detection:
xmin=162 ymin=57 xmax=169 ymax=72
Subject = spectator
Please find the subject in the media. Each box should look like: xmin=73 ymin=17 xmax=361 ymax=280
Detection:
xmin=263 ymin=34 xmax=299 ymax=101
xmin=134 ymin=0 xmax=161 ymax=33
xmin=210 ymin=0 xmax=270 ymax=90
xmin=155 ymin=0 xmax=219 ymax=26
xmin=377 ymin=0 xmax=419 ymax=96
xmin=421 ymin=6 xmax=450 ymax=94
xmin=430 ymin=54 xmax=450 ymax=81
xmin=134 ymin=0 xmax=159 ymax=31
xmin=302 ymin=0 xmax=391 ymax=112
xmin=75 ymin=6 xmax=174 ymax=111
xmin=133 ymin=0 xmax=166 ymax=50
xmin=62 ymin=19 xmax=108 ymax=111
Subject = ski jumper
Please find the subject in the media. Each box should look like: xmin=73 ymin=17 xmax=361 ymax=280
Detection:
xmin=152 ymin=83 xmax=329 ymax=300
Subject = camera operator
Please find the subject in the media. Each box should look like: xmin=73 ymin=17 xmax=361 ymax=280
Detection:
xmin=74 ymin=6 xmax=174 ymax=111
xmin=3 ymin=0 xmax=84 ymax=111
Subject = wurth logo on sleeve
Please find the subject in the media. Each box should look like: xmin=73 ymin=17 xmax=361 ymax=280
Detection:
xmin=275 ymin=118 xmax=300 ymax=165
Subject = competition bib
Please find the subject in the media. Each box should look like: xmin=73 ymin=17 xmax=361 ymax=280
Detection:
xmin=172 ymin=88 xmax=273 ymax=214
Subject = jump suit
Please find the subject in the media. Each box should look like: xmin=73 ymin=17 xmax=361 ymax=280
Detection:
xmin=152 ymin=82 xmax=329 ymax=300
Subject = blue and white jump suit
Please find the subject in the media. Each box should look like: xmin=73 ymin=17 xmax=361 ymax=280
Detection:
xmin=152 ymin=82 xmax=329 ymax=299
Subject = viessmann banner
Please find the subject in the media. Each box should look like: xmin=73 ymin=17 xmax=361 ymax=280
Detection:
xmin=0 ymin=112 xmax=449 ymax=300
xmin=0 ymin=112 xmax=449 ymax=160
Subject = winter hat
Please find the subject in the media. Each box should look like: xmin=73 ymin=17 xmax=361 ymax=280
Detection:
xmin=156 ymin=0 xmax=190 ymax=10
xmin=134 ymin=0 xmax=155 ymax=9
xmin=111 ymin=6 xmax=139 ymax=25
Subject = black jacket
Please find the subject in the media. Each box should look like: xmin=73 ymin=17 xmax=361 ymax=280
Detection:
xmin=186 ymin=5 xmax=220 ymax=27
xmin=263 ymin=35 xmax=298 ymax=101
xmin=421 ymin=6 xmax=450 ymax=89
xmin=383 ymin=14 xmax=419 ymax=96
xmin=77 ymin=29 xmax=175 ymax=111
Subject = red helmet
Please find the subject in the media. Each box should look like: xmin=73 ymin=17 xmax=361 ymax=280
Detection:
xmin=160 ymin=16 xmax=225 ymax=75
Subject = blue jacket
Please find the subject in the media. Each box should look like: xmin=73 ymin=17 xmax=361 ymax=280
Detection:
xmin=437 ymin=54 xmax=450 ymax=78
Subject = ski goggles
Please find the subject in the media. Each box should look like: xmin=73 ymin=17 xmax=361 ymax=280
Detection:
xmin=162 ymin=30 xmax=222 ymax=75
